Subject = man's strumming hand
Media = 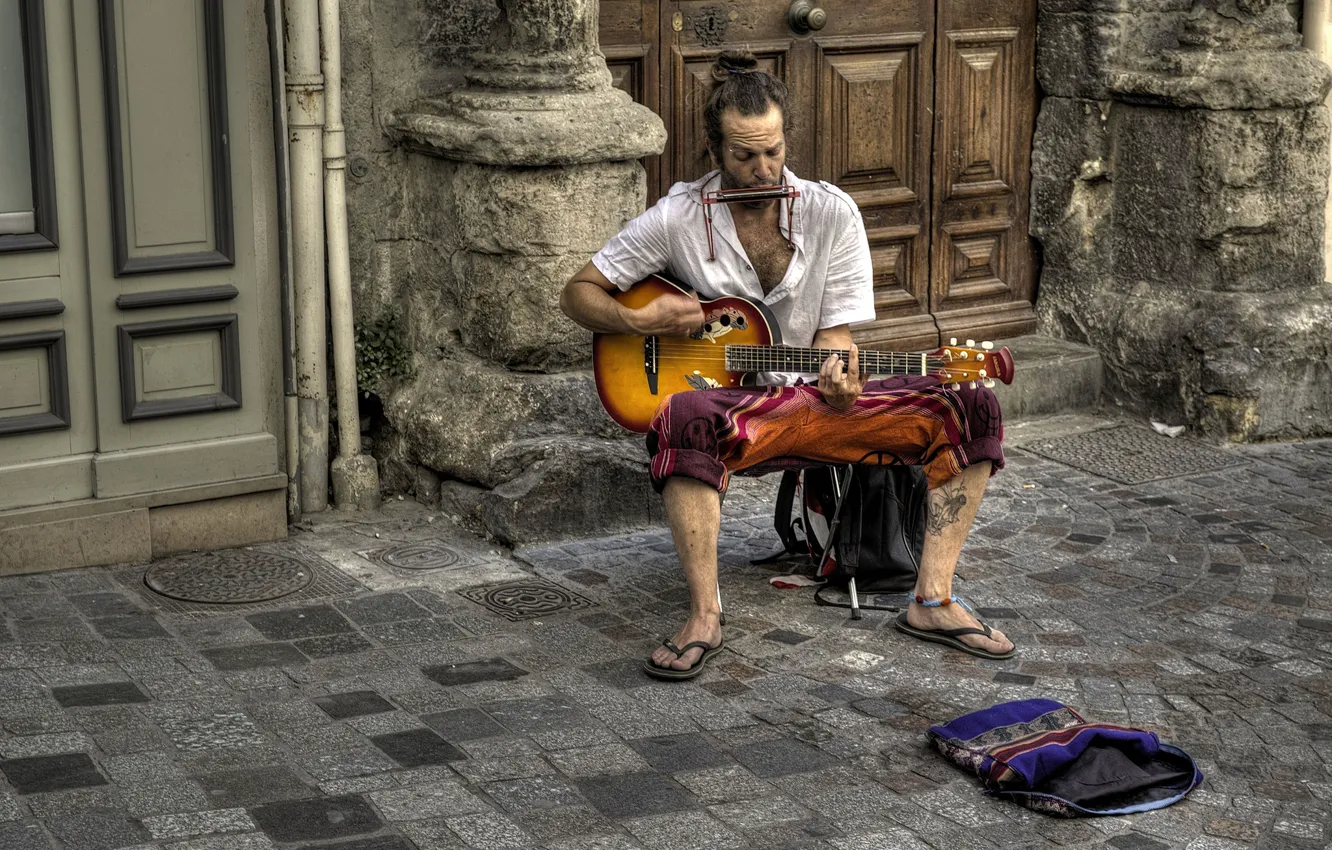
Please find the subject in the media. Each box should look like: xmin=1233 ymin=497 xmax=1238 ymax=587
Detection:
xmin=630 ymin=291 xmax=706 ymax=337
xmin=819 ymin=343 xmax=865 ymax=411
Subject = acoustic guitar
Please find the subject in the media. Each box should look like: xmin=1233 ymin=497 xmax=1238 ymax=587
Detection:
xmin=592 ymin=274 xmax=1015 ymax=433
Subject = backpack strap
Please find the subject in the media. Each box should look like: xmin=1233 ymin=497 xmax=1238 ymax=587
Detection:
xmin=773 ymin=469 xmax=805 ymax=555
xmin=752 ymin=470 xmax=806 ymax=566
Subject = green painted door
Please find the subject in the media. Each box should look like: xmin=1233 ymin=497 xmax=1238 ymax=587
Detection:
xmin=0 ymin=0 xmax=280 ymax=517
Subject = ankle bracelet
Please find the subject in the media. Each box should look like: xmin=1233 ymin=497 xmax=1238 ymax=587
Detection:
xmin=913 ymin=593 xmax=973 ymax=612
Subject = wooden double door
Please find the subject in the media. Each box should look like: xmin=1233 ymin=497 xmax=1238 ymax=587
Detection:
xmin=600 ymin=0 xmax=1038 ymax=349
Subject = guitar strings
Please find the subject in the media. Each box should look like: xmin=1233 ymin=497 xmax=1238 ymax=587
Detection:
xmin=651 ymin=346 xmax=947 ymax=361
xmin=651 ymin=342 xmax=941 ymax=353
xmin=649 ymin=353 xmax=951 ymax=362
xmin=645 ymin=341 xmax=977 ymax=373
xmin=648 ymin=349 xmax=951 ymax=367
xmin=650 ymin=354 xmax=948 ymax=365
xmin=652 ymin=343 xmax=950 ymax=358
xmin=650 ymin=351 xmax=946 ymax=364
xmin=648 ymin=357 xmax=960 ymax=377
xmin=650 ymin=357 xmax=953 ymax=362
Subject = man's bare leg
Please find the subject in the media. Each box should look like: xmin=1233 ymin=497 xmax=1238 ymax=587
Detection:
xmin=905 ymin=461 xmax=1014 ymax=655
xmin=648 ymin=477 xmax=725 ymax=671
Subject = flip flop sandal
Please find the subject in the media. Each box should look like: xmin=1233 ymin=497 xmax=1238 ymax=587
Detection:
xmin=894 ymin=594 xmax=1016 ymax=660
xmin=643 ymin=637 xmax=726 ymax=681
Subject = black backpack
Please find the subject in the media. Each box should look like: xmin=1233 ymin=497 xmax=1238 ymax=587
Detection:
xmin=771 ymin=463 xmax=927 ymax=616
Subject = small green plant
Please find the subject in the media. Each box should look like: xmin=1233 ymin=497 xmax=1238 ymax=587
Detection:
xmin=354 ymin=304 xmax=413 ymax=394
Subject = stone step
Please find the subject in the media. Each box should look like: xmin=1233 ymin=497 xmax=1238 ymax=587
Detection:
xmin=985 ymin=334 xmax=1103 ymax=418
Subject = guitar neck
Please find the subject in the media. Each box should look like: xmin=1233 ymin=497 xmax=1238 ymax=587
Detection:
xmin=723 ymin=345 xmax=933 ymax=376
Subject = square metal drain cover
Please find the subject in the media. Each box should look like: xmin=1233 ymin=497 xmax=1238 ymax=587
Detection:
xmin=1021 ymin=426 xmax=1246 ymax=484
xmin=458 ymin=577 xmax=595 ymax=621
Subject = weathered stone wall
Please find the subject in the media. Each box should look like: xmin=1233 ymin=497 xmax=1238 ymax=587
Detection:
xmin=340 ymin=0 xmax=667 ymax=543
xmin=340 ymin=0 xmax=468 ymax=357
xmin=1032 ymin=0 xmax=1332 ymax=439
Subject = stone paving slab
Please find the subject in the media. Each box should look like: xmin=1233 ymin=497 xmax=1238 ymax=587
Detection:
xmin=0 ymin=426 xmax=1330 ymax=848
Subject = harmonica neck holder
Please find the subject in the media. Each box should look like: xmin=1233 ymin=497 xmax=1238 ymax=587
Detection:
xmin=701 ymin=184 xmax=801 ymax=261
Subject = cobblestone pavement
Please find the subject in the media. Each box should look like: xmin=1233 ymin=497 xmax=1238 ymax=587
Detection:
xmin=0 ymin=419 xmax=1330 ymax=850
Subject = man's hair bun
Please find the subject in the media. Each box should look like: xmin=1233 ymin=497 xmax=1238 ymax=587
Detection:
xmin=711 ymin=49 xmax=760 ymax=83
xmin=702 ymin=47 xmax=788 ymax=160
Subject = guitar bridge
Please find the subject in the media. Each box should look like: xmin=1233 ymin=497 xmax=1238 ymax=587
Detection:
xmin=643 ymin=336 xmax=658 ymax=395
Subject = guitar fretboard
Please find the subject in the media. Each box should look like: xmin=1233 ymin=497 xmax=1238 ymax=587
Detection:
xmin=723 ymin=345 xmax=943 ymax=375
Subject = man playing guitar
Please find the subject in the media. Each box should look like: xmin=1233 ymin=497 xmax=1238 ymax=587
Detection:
xmin=560 ymin=50 xmax=1014 ymax=679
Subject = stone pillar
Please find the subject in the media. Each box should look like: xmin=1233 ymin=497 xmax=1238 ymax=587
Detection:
xmin=1032 ymin=0 xmax=1332 ymax=440
xmin=383 ymin=0 xmax=667 ymax=543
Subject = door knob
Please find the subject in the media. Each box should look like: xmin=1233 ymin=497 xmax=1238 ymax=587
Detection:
xmin=788 ymin=0 xmax=827 ymax=33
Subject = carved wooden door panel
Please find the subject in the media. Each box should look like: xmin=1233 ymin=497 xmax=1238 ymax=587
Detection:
xmin=598 ymin=0 xmax=1038 ymax=347
xmin=928 ymin=0 xmax=1038 ymax=342
xmin=807 ymin=4 xmax=938 ymax=349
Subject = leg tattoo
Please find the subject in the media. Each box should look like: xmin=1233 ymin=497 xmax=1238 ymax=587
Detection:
xmin=926 ymin=482 xmax=969 ymax=536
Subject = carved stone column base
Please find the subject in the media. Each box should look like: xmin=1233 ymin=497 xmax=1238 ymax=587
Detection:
xmin=387 ymin=88 xmax=666 ymax=167
xmin=439 ymin=436 xmax=659 ymax=546
xmin=387 ymin=358 xmax=658 ymax=544
xmin=381 ymin=0 xmax=668 ymax=541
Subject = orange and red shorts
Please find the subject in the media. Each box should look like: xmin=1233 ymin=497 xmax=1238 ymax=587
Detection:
xmin=646 ymin=376 xmax=1004 ymax=493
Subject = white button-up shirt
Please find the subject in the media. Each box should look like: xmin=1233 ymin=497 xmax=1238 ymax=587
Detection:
xmin=592 ymin=168 xmax=876 ymax=385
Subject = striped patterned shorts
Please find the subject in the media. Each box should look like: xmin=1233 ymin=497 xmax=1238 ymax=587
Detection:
xmin=645 ymin=376 xmax=1004 ymax=493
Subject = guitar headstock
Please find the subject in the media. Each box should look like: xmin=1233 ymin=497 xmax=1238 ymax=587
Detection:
xmin=928 ymin=339 xmax=1015 ymax=389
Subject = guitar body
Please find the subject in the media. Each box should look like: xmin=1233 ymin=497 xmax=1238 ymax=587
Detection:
xmin=593 ymin=275 xmax=778 ymax=433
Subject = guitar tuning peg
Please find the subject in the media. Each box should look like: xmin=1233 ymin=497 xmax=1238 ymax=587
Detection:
xmin=949 ymin=337 xmax=957 ymax=346
xmin=979 ymin=369 xmax=987 ymax=378
xmin=950 ymin=382 xmax=961 ymax=391
xmin=969 ymin=381 xmax=977 ymax=389
xmin=965 ymin=339 xmax=975 ymax=347
xmin=983 ymin=379 xmax=996 ymax=388
xmin=981 ymin=341 xmax=994 ymax=350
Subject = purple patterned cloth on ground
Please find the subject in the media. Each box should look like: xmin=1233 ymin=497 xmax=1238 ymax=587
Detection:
xmin=928 ymin=698 xmax=1203 ymax=817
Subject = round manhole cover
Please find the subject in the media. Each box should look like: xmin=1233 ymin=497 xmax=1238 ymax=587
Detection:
xmin=144 ymin=551 xmax=314 ymax=604
xmin=377 ymin=543 xmax=461 ymax=571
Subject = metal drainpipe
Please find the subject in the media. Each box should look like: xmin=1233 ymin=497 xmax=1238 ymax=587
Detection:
xmin=265 ymin=0 xmax=301 ymax=523
xmin=319 ymin=0 xmax=370 ymax=476
xmin=284 ymin=0 xmax=329 ymax=512
xmin=1305 ymin=0 xmax=1332 ymax=282
xmin=1306 ymin=0 xmax=1329 ymax=54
